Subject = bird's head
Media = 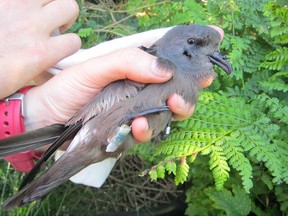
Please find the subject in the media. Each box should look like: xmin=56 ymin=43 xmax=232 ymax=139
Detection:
xmin=154 ymin=24 xmax=232 ymax=78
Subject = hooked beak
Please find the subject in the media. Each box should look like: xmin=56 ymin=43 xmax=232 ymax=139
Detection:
xmin=209 ymin=52 xmax=232 ymax=75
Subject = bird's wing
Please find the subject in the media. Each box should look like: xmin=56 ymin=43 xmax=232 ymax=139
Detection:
xmin=19 ymin=121 xmax=82 ymax=189
xmin=0 ymin=80 xmax=145 ymax=158
xmin=2 ymin=80 xmax=147 ymax=209
xmin=0 ymin=124 xmax=66 ymax=158
xmin=19 ymin=80 xmax=146 ymax=186
xmin=68 ymin=80 xmax=145 ymax=125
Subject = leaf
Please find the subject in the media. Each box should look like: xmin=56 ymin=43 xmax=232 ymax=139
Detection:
xmin=165 ymin=160 xmax=177 ymax=175
xmin=175 ymin=157 xmax=189 ymax=185
xmin=209 ymin=146 xmax=230 ymax=190
xmin=148 ymin=169 xmax=157 ymax=181
xmin=156 ymin=166 xmax=165 ymax=179
xmin=77 ymin=28 xmax=94 ymax=38
xmin=275 ymin=184 xmax=288 ymax=212
xmin=222 ymin=140 xmax=253 ymax=192
xmin=205 ymin=185 xmax=251 ymax=216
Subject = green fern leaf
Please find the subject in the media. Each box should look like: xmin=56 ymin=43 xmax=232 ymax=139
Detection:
xmin=175 ymin=157 xmax=189 ymax=185
xmin=209 ymin=146 xmax=230 ymax=190
xmin=165 ymin=160 xmax=177 ymax=175
xmin=222 ymin=140 xmax=253 ymax=192
xmin=152 ymin=92 xmax=286 ymax=191
xmin=156 ymin=165 xmax=165 ymax=179
xmin=275 ymin=184 xmax=288 ymax=212
xmin=205 ymin=185 xmax=251 ymax=216
xmin=148 ymin=169 xmax=158 ymax=181
xmin=77 ymin=28 xmax=94 ymax=38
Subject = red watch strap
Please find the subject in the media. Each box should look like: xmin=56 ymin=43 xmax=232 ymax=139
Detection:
xmin=0 ymin=86 xmax=41 ymax=172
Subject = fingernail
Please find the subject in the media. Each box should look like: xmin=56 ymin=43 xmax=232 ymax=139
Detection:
xmin=151 ymin=59 xmax=173 ymax=78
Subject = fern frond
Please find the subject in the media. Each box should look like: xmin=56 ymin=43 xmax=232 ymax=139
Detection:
xmin=165 ymin=160 xmax=177 ymax=175
xmin=209 ymin=146 xmax=230 ymax=190
xmin=240 ymin=119 xmax=283 ymax=184
xmin=175 ymin=157 xmax=189 ymax=185
xmin=151 ymin=92 xmax=286 ymax=191
xmin=256 ymin=94 xmax=288 ymax=124
xmin=205 ymin=185 xmax=251 ymax=216
xmin=222 ymin=140 xmax=253 ymax=192
xmin=275 ymin=184 xmax=288 ymax=212
xmin=227 ymin=35 xmax=252 ymax=80
xmin=261 ymin=47 xmax=288 ymax=71
xmin=260 ymin=79 xmax=288 ymax=93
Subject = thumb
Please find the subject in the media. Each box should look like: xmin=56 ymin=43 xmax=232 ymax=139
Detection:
xmin=32 ymin=48 xmax=173 ymax=124
xmin=63 ymin=48 xmax=173 ymax=89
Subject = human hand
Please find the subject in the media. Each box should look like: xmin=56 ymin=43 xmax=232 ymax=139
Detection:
xmin=25 ymin=26 xmax=223 ymax=143
xmin=0 ymin=0 xmax=81 ymax=98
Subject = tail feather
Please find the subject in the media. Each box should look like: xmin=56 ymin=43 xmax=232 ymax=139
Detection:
xmin=2 ymin=122 xmax=87 ymax=210
xmin=0 ymin=124 xmax=66 ymax=157
xmin=2 ymin=147 xmax=98 ymax=210
xmin=20 ymin=122 xmax=82 ymax=189
xmin=2 ymin=174 xmax=68 ymax=210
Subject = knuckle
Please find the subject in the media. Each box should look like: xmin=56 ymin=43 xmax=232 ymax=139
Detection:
xmin=28 ymin=40 xmax=48 ymax=64
xmin=66 ymin=0 xmax=79 ymax=18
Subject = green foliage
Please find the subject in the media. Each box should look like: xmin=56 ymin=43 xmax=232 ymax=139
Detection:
xmin=275 ymin=184 xmax=288 ymax=212
xmin=175 ymin=157 xmax=190 ymax=185
xmin=129 ymin=0 xmax=288 ymax=215
xmin=71 ymin=0 xmax=139 ymax=48
xmin=143 ymin=92 xmax=286 ymax=191
xmin=205 ymin=185 xmax=251 ymax=216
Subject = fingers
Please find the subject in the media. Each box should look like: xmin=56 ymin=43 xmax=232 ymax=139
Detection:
xmin=37 ymin=48 xmax=175 ymax=124
xmin=199 ymin=75 xmax=214 ymax=88
xmin=131 ymin=95 xmax=195 ymax=142
xmin=131 ymin=117 xmax=152 ymax=143
xmin=54 ymin=27 xmax=173 ymax=70
xmin=38 ymin=0 xmax=81 ymax=72
xmin=131 ymin=95 xmax=196 ymax=142
xmin=167 ymin=94 xmax=196 ymax=121
xmin=42 ymin=0 xmax=79 ymax=33
xmin=45 ymin=33 xmax=81 ymax=67
xmin=132 ymin=75 xmax=215 ymax=142
xmin=208 ymin=25 xmax=224 ymax=40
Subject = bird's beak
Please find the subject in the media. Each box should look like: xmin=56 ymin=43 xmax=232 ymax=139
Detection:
xmin=209 ymin=52 xmax=232 ymax=75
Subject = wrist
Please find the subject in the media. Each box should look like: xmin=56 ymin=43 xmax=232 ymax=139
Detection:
xmin=0 ymin=86 xmax=42 ymax=172
xmin=24 ymin=87 xmax=57 ymax=131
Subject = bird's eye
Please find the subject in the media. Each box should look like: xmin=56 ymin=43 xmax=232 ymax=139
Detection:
xmin=187 ymin=38 xmax=195 ymax=45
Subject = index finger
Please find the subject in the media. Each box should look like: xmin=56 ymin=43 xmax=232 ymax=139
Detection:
xmin=52 ymin=27 xmax=173 ymax=71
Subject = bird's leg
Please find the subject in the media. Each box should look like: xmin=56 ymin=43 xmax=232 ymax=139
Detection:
xmin=161 ymin=119 xmax=172 ymax=140
xmin=105 ymin=106 xmax=171 ymax=152
xmin=120 ymin=105 xmax=170 ymax=125
xmin=106 ymin=124 xmax=131 ymax=152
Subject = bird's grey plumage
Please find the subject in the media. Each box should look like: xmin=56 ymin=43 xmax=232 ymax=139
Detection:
xmin=2 ymin=24 xmax=232 ymax=210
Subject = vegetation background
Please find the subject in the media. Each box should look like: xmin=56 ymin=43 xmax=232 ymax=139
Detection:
xmin=0 ymin=0 xmax=287 ymax=215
